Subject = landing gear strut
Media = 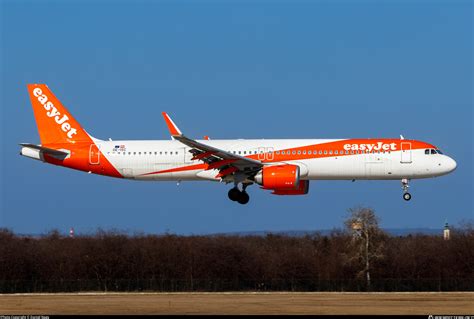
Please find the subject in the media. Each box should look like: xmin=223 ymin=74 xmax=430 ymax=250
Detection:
xmin=228 ymin=183 xmax=251 ymax=205
xmin=401 ymin=179 xmax=412 ymax=201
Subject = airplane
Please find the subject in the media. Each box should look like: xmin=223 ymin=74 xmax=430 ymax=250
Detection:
xmin=20 ymin=84 xmax=457 ymax=205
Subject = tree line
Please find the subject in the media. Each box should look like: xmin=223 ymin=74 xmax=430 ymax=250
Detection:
xmin=0 ymin=209 xmax=472 ymax=293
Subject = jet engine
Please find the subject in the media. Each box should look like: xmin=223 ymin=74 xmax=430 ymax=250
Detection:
xmin=254 ymin=164 xmax=309 ymax=195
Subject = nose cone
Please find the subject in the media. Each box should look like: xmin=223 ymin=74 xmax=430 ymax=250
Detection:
xmin=445 ymin=157 xmax=457 ymax=174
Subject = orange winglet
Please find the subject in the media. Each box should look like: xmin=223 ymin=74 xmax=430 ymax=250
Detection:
xmin=215 ymin=166 xmax=238 ymax=178
xmin=161 ymin=112 xmax=182 ymax=136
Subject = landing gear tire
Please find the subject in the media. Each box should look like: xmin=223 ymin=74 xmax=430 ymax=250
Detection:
xmin=237 ymin=191 xmax=250 ymax=205
xmin=401 ymin=179 xmax=412 ymax=202
xmin=228 ymin=188 xmax=240 ymax=201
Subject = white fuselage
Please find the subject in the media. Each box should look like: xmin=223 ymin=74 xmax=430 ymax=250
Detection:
xmin=96 ymin=139 xmax=456 ymax=182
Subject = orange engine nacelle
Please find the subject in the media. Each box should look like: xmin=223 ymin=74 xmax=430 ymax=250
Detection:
xmin=272 ymin=180 xmax=310 ymax=195
xmin=254 ymin=164 xmax=301 ymax=190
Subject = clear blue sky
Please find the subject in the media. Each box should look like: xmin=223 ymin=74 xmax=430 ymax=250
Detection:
xmin=1 ymin=0 xmax=472 ymax=235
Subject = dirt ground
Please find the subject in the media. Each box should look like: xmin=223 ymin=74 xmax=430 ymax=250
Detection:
xmin=1 ymin=292 xmax=473 ymax=315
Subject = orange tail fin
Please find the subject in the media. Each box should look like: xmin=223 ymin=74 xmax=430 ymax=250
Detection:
xmin=27 ymin=84 xmax=91 ymax=145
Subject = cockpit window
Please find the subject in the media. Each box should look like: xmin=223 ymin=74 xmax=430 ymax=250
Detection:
xmin=426 ymin=148 xmax=442 ymax=155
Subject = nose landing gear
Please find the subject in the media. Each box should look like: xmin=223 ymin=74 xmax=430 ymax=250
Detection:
xmin=401 ymin=179 xmax=412 ymax=201
xmin=403 ymin=192 xmax=412 ymax=201
xmin=228 ymin=183 xmax=251 ymax=205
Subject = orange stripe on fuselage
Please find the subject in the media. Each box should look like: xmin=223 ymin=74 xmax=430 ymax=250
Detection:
xmin=248 ymin=139 xmax=435 ymax=163
xmin=139 ymin=139 xmax=435 ymax=177
xmin=141 ymin=163 xmax=208 ymax=176
xmin=43 ymin=141 xmax=123 ymax=178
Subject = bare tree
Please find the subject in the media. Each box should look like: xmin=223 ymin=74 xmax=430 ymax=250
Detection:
xmin=344 ymin=206 xmax=386 ymax=290
xmin=2 ymin=220 xmax=474 ymax=293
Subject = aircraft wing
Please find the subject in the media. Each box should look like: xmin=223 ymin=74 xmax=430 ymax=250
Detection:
xmin=162 ymin=112 xmax=263 ymax=180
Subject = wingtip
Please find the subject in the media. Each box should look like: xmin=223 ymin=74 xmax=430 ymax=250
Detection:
xmin=162 ymin=112 xmax=182 ymax=136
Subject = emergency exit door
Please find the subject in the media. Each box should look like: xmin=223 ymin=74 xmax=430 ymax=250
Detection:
xmin=89 ymin=144 xmax=100 ymax=165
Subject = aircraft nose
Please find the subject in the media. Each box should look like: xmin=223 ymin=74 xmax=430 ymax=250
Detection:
xmin=446 ymin=157 xmax=457 ymax=173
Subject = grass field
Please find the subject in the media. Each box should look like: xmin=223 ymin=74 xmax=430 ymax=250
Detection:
xmin=1 ymin=292 xmax=473 ymax=315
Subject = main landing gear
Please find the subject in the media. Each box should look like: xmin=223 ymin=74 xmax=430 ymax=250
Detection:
xmin=228 ymin=183 xmax=250 ymax=205
xmin=401 ymin=178 xmax=412 ymax=201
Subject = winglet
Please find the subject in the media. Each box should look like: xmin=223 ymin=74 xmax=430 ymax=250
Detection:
xmin=162 ymin=112 xmax=182 ymax=137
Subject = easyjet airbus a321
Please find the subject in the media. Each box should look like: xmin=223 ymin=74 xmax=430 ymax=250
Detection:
xmin=20 ymin=84 xmax=457 ymax=204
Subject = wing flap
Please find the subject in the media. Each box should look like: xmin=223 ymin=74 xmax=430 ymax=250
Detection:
xmin=174 ymin=135 xmax=262 ymax=166
xmin=161 ymin=113 xmax=263 ymax=180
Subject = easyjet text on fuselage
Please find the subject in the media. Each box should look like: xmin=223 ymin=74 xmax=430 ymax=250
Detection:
xmin=343 ymin=142 xmax=397 ymax=152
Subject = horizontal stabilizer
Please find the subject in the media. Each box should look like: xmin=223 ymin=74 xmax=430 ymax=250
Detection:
xmin=20 ymin=143 xmax=69 ymax=158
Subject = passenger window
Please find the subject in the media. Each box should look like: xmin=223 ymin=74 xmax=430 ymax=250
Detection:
xmin=297 ymin=151 xmax=301 ymax=155
xmin=276 ymin=151 xmax=280 ymax=155
xmin=329 ymin=150 xmax=333 ymax=155
xmin=128 ymin=152 xmax=131 ymax=155
xmin=303 ymin=150 xmax=306 ymax=155
xmin=335 ymin=150 xmax=338 ymax=155
xmin=175 ymin=151 xmax=178 ymax=155
xmin=324 ymin=150 xmax=327 ymax=155
xmin=319 ymin=150 xmax=322 ymax=155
